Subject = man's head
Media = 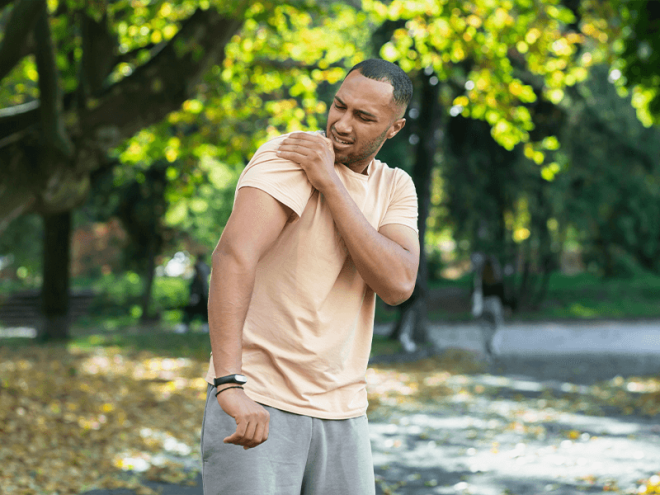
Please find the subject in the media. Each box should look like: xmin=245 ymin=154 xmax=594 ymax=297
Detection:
xmin=326 ymin=59 xmax=413 ymax=174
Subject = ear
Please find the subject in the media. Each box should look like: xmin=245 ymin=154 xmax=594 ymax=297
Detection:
xmin=386 ymin=118 xmax=406 ymax=139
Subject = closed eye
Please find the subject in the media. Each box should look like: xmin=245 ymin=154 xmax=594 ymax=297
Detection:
xmin=334 ymin=98 xmax=375 ymax=122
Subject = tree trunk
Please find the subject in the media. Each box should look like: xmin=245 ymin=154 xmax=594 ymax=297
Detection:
xmin=390 ymin=72 xmax=441 ymax=349
xmin=140 ymin=246 xmax=157 ymax=322
xmin=40 ymin=210 xmax=71 ymax=341
xmin=531 ymin=176 xmax=554 ymax=308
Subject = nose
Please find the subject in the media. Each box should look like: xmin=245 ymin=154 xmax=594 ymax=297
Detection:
xmin=333 ymin=112 xmax=352 ymax=135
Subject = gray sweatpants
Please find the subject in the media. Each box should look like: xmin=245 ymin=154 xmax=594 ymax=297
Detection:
xmin=201 ymin=385 xmax=376 ymax=495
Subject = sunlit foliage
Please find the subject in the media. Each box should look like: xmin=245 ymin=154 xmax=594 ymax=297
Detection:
xmin=364 ymin=0 xmax=600 ymax=154
xmin=581 ymin=0 xmax=660 ymax=126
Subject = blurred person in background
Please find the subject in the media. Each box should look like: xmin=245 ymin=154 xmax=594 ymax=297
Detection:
xmin=471 ymin=252 xmax=505 ymax=361
xmin=175 ymin=254 xmax=210 ymax=333
xmin=200 ymin=59 xmax=419 ymax=494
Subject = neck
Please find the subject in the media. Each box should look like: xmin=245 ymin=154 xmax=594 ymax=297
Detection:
xmin=339 ymin=158 xmax=371 ymax=175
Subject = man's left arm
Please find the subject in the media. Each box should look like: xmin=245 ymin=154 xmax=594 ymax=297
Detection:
xmin=278 ymin=132 xmax=419 ymax=306
xmin=323 ymin=181 xmax=419 ymax=305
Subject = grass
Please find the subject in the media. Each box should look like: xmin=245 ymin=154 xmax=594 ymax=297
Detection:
xmin=514 ymin=271 xmax=660 ymax=321
xmin=376 ymin=271 xmax=660 ymax=323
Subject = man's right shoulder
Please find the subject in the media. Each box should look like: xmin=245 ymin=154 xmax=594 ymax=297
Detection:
xmin=236 ymin=132 xmax=314 ymax=218
xmin=243 ymin=133 xmax=306 ymax=175
xmin=250 ymin=133 xmax=293 ymax=158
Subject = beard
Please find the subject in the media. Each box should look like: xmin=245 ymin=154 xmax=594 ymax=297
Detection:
xmin=333 ymin=126 xmax=390 ymax=167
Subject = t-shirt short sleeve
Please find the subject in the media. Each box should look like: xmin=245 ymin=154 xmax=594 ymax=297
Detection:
xmin=379 ymin=169 xmax=419 ymax=234
xmin=236 ymin=135 xmax=314 ymax=217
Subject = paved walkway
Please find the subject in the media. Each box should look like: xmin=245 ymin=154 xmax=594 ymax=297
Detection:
xmin=81 ymin=320 xmax=660 ymax=495
xmin=375 ymin=319 xmax=660 ymax=356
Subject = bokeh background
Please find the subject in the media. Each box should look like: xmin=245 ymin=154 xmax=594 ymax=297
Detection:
xmin=1 ymin=0 xmax=660 ymax=494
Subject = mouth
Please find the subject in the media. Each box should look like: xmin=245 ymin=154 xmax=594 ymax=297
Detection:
xmin=330 ymin=130 xmax=353 ymax=148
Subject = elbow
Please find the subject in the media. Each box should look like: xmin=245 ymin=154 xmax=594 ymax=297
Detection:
xmin=380 ymin=279 xmax=415 ymax=307
xmin=381 ymin=256 xmax=419 ymax=306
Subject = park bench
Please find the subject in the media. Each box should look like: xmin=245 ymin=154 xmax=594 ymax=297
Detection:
xmin=0 ymin=289 xmax=96 ymax=327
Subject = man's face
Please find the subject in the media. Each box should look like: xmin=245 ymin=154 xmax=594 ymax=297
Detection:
xmin=325 ymin=71 xmax=405 ymax=174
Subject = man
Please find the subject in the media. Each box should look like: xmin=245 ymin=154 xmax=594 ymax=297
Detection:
xmin=201 ymin=59 xmax=419 ymax=494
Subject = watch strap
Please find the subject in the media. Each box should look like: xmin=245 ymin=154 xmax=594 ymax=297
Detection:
xmin=213 ymin=374 xmax=247 ymax=387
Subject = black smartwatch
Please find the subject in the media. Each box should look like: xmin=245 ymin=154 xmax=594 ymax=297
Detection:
xmin=213 ymin=374 xmax=248 ymax=388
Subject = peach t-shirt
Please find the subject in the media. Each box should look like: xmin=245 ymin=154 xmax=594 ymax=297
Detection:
xmin=205 ymin=132 xmax=418 ymax=419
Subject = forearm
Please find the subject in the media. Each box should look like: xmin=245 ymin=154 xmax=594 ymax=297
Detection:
xmin=208 ymin=251 xmax=256 ymax=377
xmin=322 ymin=176 xmax=416 ymax=305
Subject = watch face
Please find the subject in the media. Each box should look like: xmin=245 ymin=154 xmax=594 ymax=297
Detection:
xmin=235 ymin=375 xmax=248 ymax=384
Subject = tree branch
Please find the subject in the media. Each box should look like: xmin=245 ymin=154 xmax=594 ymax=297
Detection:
xmin=81 ymin=8 xmax=244 ymax=146
xmin=252 ymin=58 xmax=345 ymax=71
xmin=33 ymin=0 xmax=73 ymax=158
xmin=0 ymin=0 xmax=42 ymax=82
xmin=0 ymin=100 xmax=39 ymax=139
xmin=80 ymin=12 xmax=118 ymax=97
xmin=0 ymin=5 xmax=245 ymax=228
xmin=114 ymin=42 xmax=158 ymax=66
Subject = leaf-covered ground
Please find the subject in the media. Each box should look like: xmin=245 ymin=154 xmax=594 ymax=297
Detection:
xmin=368 ymin=352 xmax=660 ymax=495
xmin=1 ymin=341 xmax=660 ymax=494
xmin=0 ymin=342 xmax=206 ymax=494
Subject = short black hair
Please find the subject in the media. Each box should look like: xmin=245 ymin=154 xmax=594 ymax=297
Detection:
xmin=347 ymin=59 xmax=413 ymax=110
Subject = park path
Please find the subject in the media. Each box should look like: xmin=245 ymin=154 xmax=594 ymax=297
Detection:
xmin=82 ymin=320 xmax=660 ymax=495
xmin=375 ymin=319 xmax=660 ymax=357
xmin=370 ymin=319 xmax=660 ymax=494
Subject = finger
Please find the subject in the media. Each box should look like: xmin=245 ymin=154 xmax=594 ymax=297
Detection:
xmin=288 ymin=132 xmax=319 ymax=142
xmin=277 ymin=151 xmax=309 ymax=165
xmin=246 ymin=421 xmax=266 ymax=448
xmin=242 ymin=420 xmax=258 ymax=448
xmin=281 ymin=134 xmax=324 ymax=147
xmin=277 ymin=143 xmax=314 ymax=153
xmin=223 ymin=432 xmax=241 ymax=445
xmin=223 ymin=420 xmax=248 ymax=445
xmin=278 ymin=141 xmax=317 ymax=154
xmin=263 ymin=417 xmax=269 ymax=442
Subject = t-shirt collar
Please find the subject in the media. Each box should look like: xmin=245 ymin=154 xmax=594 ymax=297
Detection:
xmin=337 ymin=159 xmax=373 ymax=180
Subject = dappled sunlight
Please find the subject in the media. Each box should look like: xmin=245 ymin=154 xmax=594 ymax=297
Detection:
xmin=3 ymin=345 xmax=660 ymax=494
xmin=367 ymin=350 xmax=660 ymax=495
xmin=367 ymin=350 xmax=660 ymax=419
xmin=0 ymin=345 xmax=207 ymax=494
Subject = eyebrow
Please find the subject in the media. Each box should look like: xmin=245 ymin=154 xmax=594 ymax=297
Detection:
xmin=334 ymin=96 xmax=378 ymax=120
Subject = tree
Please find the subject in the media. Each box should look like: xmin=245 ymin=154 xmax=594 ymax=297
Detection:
xmin=0 ymin=0 xmax=245 ymax=226
xmin=115 ymin=163 xmax=171 ymax=322
xmin=363 ymin=0 xmax=605 ymax=344
xmin=0 ymin=0 xmax=245 ymax=339
xmin=556 ymin=65 xmax=660 ymax=276
xmin=387 ymin=70 xmax=441 ymax=349
xmin=602 ymin=0 xmax=660 ymax=126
